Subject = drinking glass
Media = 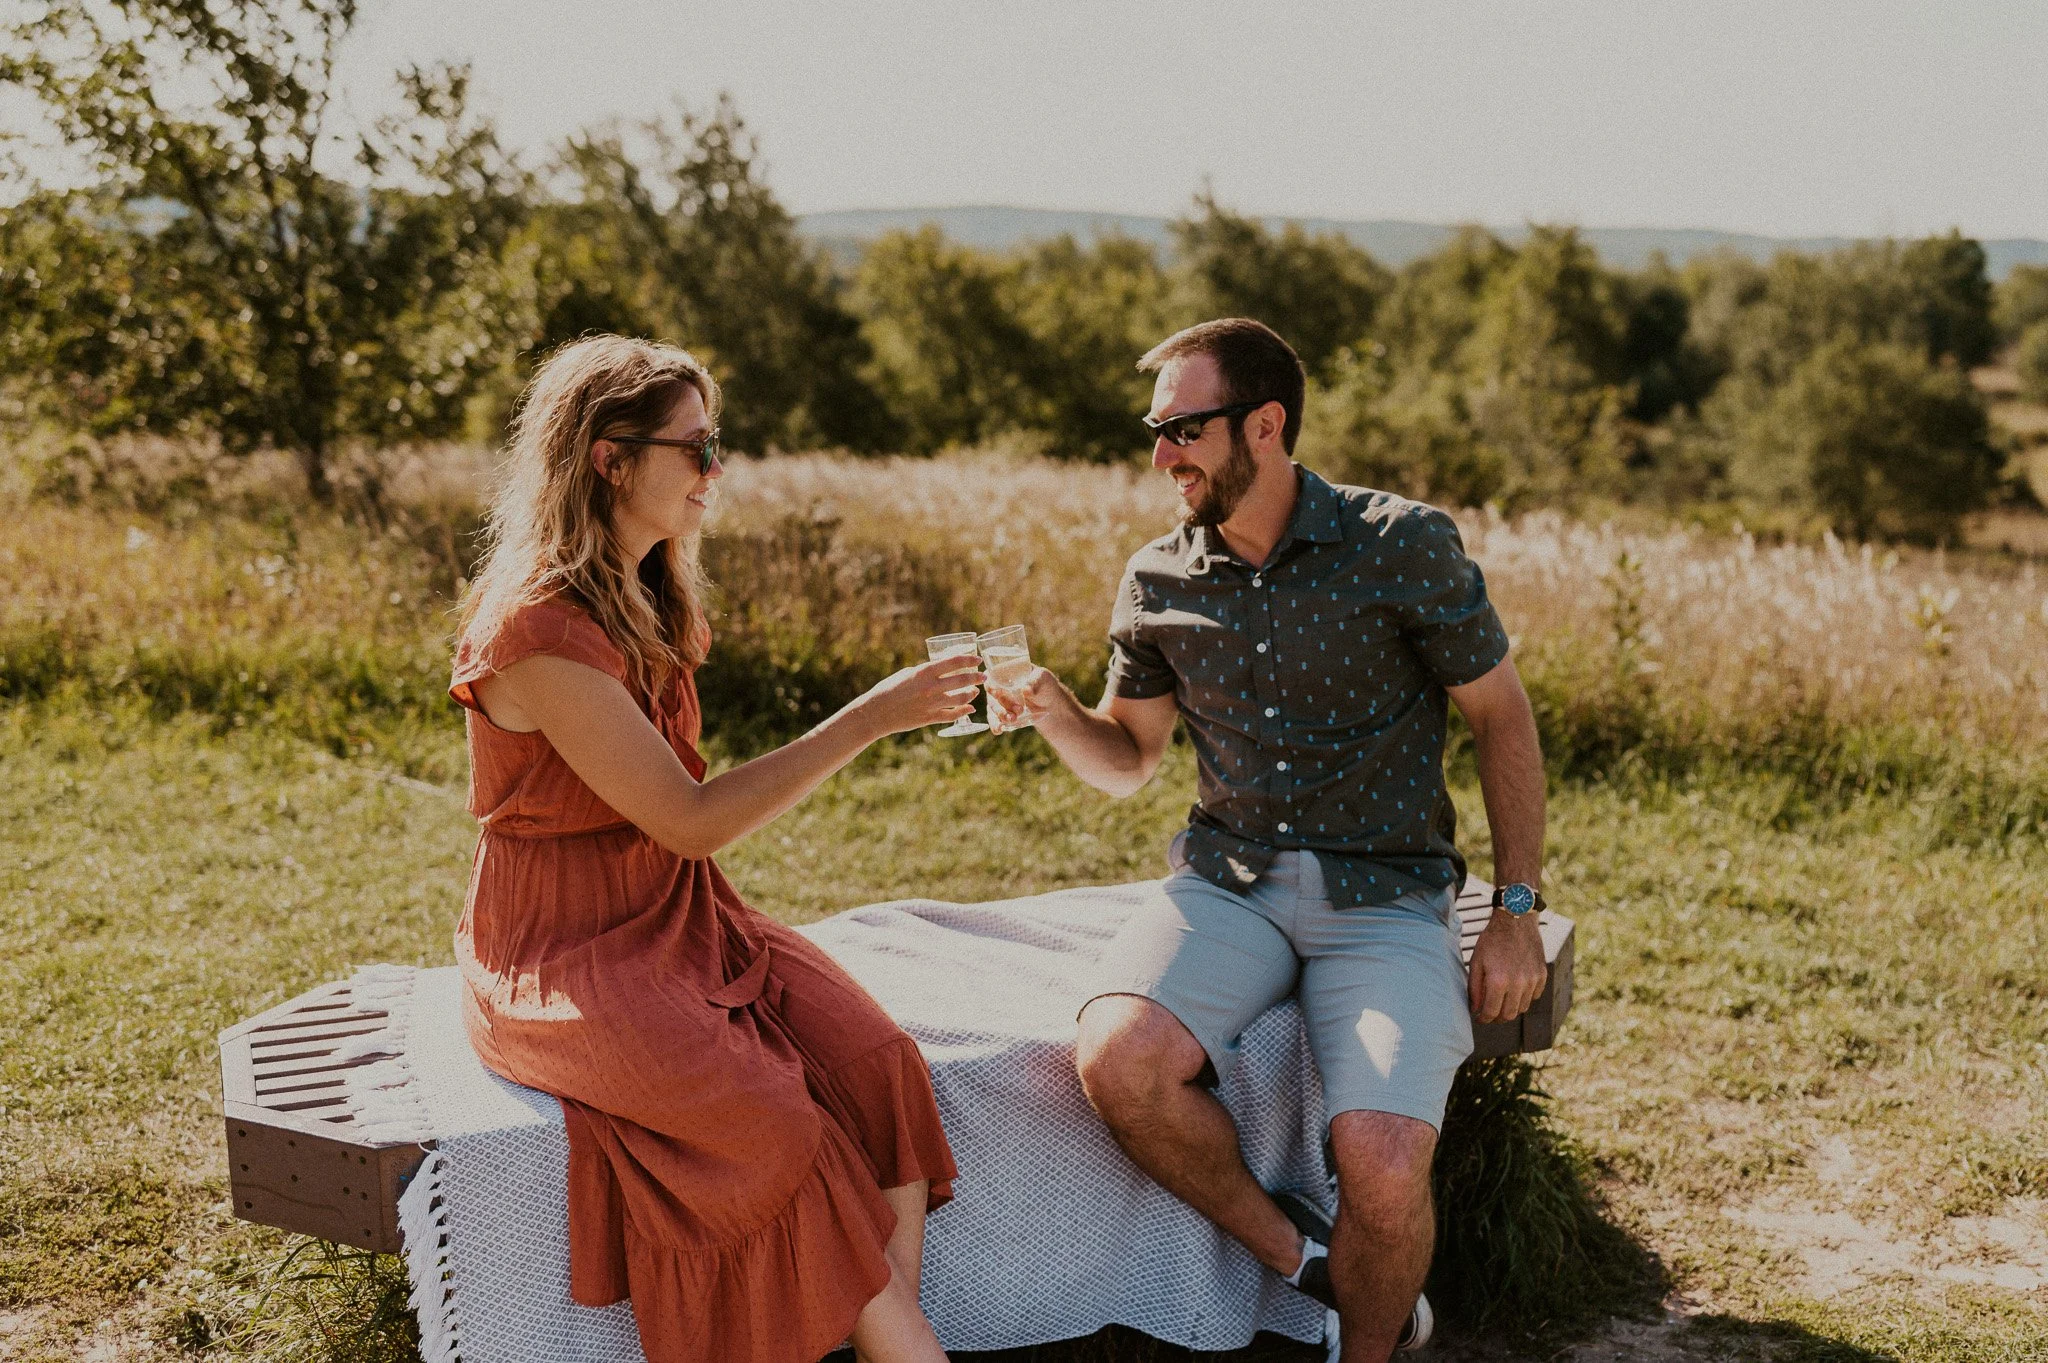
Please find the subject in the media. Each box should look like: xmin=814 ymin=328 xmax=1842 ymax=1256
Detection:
xmin=925 ymin=632 xmax=988 ymax=737
xmin=977 ymin=624 xmax=1034 ymax=732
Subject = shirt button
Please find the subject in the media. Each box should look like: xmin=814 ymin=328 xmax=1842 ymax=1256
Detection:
xmin=1256 ymin=642 xmax=1268 ymax=653
xmin=1264 ymin=707 xmax=1277 ymax=717
xmin=1277 ymin=761 xmax=1289 ymax=771
xmin=1252 ymin=575 xmax=1263 ymax=587
xmin=1277 ymin=822 xmax=1291 ymax=833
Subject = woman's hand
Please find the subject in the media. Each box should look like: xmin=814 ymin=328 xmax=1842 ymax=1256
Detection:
xmin=855 ymin=655 xmax=986 ymax=737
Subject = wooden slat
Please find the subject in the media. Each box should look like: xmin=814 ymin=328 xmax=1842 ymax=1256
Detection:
xmin=220 ymin=985 xmax=428 ymax=1253
xmin=223 ymin=1105 xmax=426 ymax=1253
xmin=249 ymin=1024 xmax=388 ymax=1051
xmin=1459 ymin=877 xmax=1576 ymax=1060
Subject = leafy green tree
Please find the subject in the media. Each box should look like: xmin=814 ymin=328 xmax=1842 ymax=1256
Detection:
xmin=1306 ymin=227 xmax=1637 ymax=510
xmin=1009 ymin=234 xmax=1168 ymax=460
xmin=3 ymin=0 xmax=531 ymax=499
xmin=1897 ymin=232 xmax=1998 ymax=370
xmin=2016 ymin=321 xmax=2048 ymax=406
xmin=1687 ymin=233 xmax=1998 ymax=393
xmin=852 ymin=227 xmax=1045 ymax=453
xmin=1300 ymin=345 xmax=1507 ymax=506
xmin=1734 ymin=338 xmax=2001 ymax=544
xmin=0 ymin=189 xmax=228 ymax=438
xmin=1371 ymin=227 xmax=1517 ymax=376
xmin=561 ymin=98 xmax=896 ymax=454
xmin=1615 ymin=258 xmax=1701 ymax=421
xmin=1454 ymin=227 xmax=1637 ymax=505
xmin=1996 ymin=265 xmax=2048 ymax=346
xmin=1167 ymin=193 xmax=1391 ymax=376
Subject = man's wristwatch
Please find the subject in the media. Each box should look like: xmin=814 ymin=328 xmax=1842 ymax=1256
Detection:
xmin=1491 ymin=882 xmax=1545 ymax=918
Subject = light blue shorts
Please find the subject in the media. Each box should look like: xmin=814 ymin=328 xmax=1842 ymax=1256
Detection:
xmin=1085 ymin=835 xmax=1474 ymax=1132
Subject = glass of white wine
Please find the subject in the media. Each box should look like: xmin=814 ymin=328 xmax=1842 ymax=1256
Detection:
xmin=977 ymin=624 xmax=1034 ymax=733
xmin=924 ymin=632 xmax=988 ymax=737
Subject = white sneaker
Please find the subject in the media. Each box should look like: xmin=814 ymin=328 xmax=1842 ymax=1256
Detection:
xmin=1322 ymin=1293 xmax=1430 ymax=1360
xmin=1397 ymin=1293 xmax=1434 ymax=1350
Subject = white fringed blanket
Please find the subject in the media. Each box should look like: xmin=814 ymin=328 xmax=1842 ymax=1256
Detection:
xmin=342 ymin=884 xmax=1334 ymax=1361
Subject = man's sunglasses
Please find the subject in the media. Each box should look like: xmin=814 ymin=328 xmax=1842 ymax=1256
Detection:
xmin=604 ymin=431 xmax=722 ymax=475
xmin=1141 ymin=400 xmax=1270 ymax=447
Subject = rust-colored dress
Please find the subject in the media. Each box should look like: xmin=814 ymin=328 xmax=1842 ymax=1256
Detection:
xmin=449 ymin=600 xmax=957 ymax=1363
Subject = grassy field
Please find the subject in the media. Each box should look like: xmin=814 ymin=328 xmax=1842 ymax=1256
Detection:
xmin=2 ymin=443 xmax=2045 ymax=1361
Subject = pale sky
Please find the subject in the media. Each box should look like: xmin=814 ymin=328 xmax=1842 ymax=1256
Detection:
xmin=14 ymin=0 xmax=2048 ymax=240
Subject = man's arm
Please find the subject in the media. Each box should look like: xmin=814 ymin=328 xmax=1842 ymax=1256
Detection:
xmin=991 ymin=671 xmax=1178 ymax=799
xmin=1446 ymin=657 xmax=1549 ymax=1024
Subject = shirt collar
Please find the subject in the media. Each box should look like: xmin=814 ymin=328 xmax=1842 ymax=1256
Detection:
xmin=1182 ymin=464 xmax=1345 ymax=575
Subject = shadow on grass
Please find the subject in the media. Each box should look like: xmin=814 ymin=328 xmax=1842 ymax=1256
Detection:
xmin=1680 ymin=1313 xmax=1900 ymax=1363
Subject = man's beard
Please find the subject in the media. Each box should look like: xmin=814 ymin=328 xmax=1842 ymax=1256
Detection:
xmin=1179 ymin=424 xmax=1260 ymax=528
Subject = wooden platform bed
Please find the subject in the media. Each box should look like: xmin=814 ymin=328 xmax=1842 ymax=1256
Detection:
xmin=219 ymin=879 xmax=1573 ymax=1254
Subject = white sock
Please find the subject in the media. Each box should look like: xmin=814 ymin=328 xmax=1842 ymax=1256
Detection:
xmin=1284 ymin=1236 xmax=1328 ymax=1286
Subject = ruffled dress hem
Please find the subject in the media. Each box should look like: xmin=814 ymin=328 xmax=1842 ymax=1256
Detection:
xmin=571 ymin=1113 xmax=897 ymax=1363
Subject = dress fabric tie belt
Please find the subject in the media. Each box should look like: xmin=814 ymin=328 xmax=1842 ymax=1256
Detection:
xmin=706 ymin=946 xmax=777 ymax=1009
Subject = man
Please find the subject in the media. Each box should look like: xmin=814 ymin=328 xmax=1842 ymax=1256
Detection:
xmin=990 ymin=319 xmax=1549 ymax=1362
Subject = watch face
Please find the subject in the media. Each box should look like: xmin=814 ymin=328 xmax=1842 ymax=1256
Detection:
xmin=1503 ymin=883 xmax=1536 ymax=916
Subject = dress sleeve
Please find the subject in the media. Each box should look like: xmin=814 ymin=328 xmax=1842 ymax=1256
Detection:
xmin=1103 ymin=562 xmax=1176 ymax=701
xmin=450 ymin=600 xmax=629 ymax=714
xmin=1387 ymin=505 xmax=1512 ymax=687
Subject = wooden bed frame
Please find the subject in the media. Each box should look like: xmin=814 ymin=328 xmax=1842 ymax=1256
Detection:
xmin=219 ymin=879 xmax=1574 ymax=1253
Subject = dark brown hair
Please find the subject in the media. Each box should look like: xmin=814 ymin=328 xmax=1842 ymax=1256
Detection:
xmin=1138 ymin=318 xmax=1308 ymax=454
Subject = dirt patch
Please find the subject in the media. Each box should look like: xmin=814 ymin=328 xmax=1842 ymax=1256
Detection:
xmin=1724 ymin=1137 xmax=2048 ymax=1301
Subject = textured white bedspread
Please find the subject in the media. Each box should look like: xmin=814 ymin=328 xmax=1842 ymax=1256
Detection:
xmin=344 ymin=883 xmax=1333 ymax=1361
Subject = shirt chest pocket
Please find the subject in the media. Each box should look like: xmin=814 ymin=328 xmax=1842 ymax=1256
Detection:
xmin=1146 ymin=606 xmax=1256 ymax=702
xmin=1272 ymin=596 xmax=1410 ymax=721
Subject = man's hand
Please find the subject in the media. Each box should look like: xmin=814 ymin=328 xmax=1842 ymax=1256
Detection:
xmin=1467 ymin=912 xmax=1547 ymax=1024
xmin=987 ymin=665 xmax=1064 ymax=735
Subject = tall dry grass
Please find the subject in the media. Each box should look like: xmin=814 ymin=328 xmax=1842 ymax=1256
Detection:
xmin=5 ymin=441 xmax=2045 ymax=829
xmin=712 ymin=453 xmax=2048 ymax=829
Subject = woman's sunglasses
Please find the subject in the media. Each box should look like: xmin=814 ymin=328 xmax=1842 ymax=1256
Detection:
xmin=605 ymin=431 xmax=722 ymax=475
xmin=1141 ymin=400 xmax=1269 ymax=447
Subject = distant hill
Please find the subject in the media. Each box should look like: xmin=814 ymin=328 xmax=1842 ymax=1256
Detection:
xmin=797 ymin=205 xmax=2048 ymax=280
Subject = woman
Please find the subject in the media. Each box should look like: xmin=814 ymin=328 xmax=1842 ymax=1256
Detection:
xmin=448 ymin=335 xmax=974 ymax=1363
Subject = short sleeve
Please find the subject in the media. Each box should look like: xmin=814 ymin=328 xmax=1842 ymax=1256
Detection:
xmin=450 ymin=600 xmax=629 ymax=713
xmin=1103 ymin=564 xmax=1176 ymax=701
xmin=1390 ymin=507 xmax=1511 ymax=687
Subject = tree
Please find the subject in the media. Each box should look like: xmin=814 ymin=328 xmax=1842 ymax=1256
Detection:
xmin=852 ymin=227 xmax=1045 ymax=453
xmin=561 ymin=99 xmax=897 ymax=454
xmin=1995 ymin=264 xmax=2048 ymax=346
xmin=1009 ymin=234 xmax=1168 ymax=460
xmin=1167 ymin=192 xmax=1390 ymax=376
xmin=1737 ymin=338 xmax=2001 ymax=544
xmin=2017 ymin=321 xmax=2048 ymax=406
xmin=3 ymin=0 xmax=531 ymax=499
xmin=1300 ymin=345 xmax=1507 ymax=507
xmin=1304 ymin=227 xmax=1637 ymax=511
xmin=1372 ymin=227 xmax=1517 ymax=376
xmin=1688 ymin=234 xmax=1999 ymax=393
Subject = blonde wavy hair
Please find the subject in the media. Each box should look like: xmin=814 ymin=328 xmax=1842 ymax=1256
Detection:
xmin=459 ymin=335 xmax=720 ymax=695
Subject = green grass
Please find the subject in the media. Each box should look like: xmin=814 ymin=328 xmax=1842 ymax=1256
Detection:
xmin=2 ymin=709 xmax=2042 ymax=1361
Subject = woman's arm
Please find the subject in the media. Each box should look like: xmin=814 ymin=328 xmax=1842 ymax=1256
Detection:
xmin=472 ymin=653 xmax=983 ymax=860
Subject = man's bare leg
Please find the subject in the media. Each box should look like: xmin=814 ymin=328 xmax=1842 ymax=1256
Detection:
xmin=1074 ymin=994 xmax=1305 ymax=1275
xmin=1326 ymin=1110 xmax=1437 ymax=1363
